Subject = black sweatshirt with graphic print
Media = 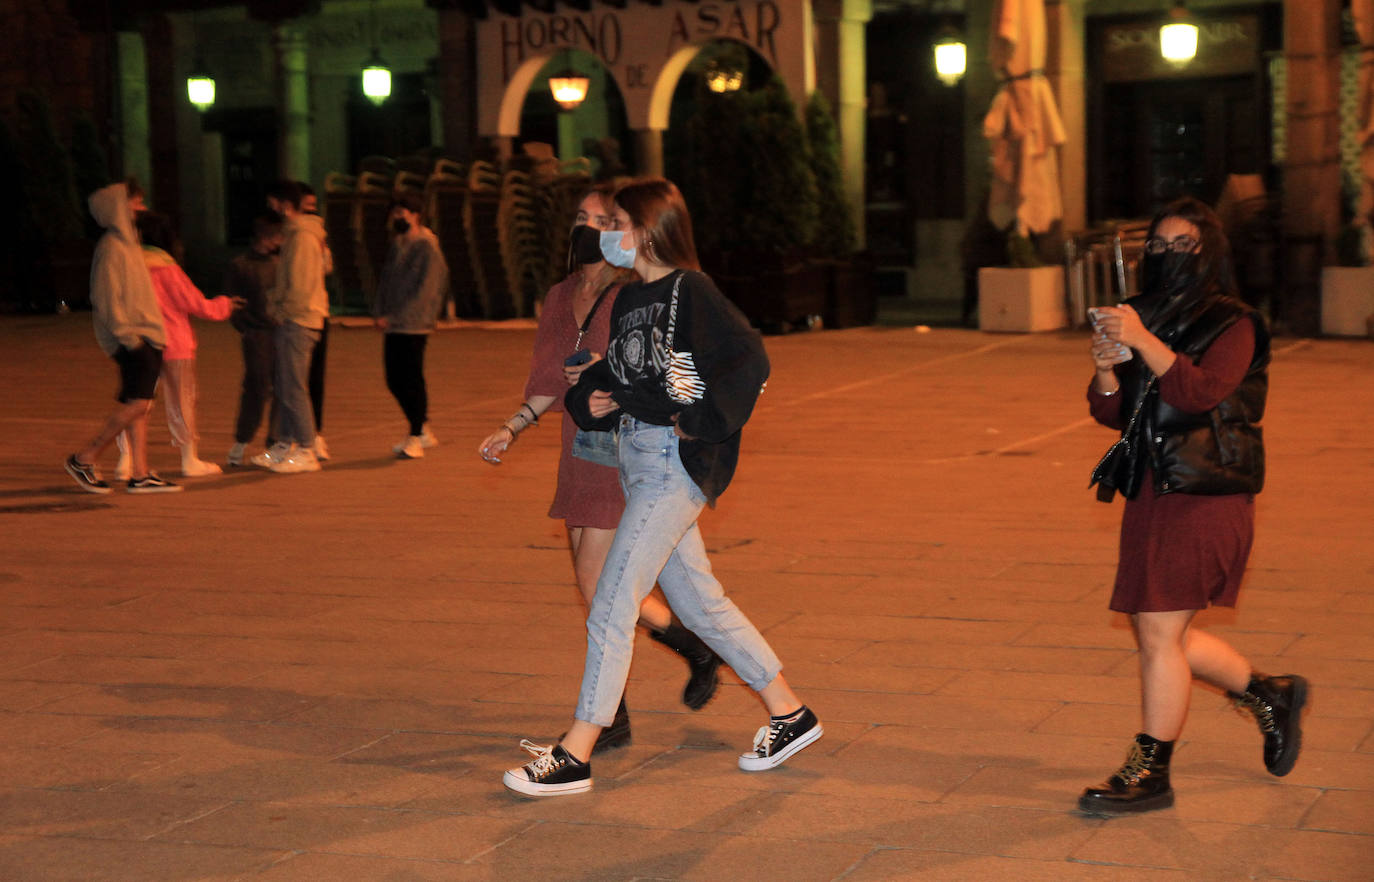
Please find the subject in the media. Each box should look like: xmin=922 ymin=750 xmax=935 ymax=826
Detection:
xmin=566 ymin=269 xmax=769 ymax=503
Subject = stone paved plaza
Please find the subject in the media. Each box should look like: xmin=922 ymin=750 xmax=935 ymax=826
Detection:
xmin=0 ymin=314 xmax=1371 ymax=881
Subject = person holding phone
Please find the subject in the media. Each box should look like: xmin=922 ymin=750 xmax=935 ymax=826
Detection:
xmin=478 ymin=183 xmax=723 ymax=755
xmin=1080 ymin=197 xmax=1307 ymax=816
xmin=501 ymin=178 xmax=821 ymax=798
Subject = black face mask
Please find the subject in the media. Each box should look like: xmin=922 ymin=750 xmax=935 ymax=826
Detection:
xmin=392 ymin=218 xmax=411 ymax=235
xmin=568 ymin=224 xmax=605 ymax=274
xmin=1141 ymin=251 xmax=1200 ymax=298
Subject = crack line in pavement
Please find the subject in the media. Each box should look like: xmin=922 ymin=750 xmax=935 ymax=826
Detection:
xmin=760 ymin=338 xmax=1021 ymax=411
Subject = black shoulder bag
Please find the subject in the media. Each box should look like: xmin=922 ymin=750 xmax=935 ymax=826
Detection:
xmin=569 ymin=285 xmax=619 ymax=468
xmin=1089 ymin=376 xmax=1155 ymax=503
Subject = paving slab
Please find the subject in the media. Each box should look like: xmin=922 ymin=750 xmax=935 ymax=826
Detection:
xmin=0 ymin=316 xmax=1370 ymax=879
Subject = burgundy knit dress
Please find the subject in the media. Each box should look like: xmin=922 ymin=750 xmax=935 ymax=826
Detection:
xmin=524 ymin=273 xmax=625 ymax=530
xmin=1087 ymin=319 xmax=1257 ymax=614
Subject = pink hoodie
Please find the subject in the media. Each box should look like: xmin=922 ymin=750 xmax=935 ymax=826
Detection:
xmin=143 ymin=247 xmax=234 ymax=360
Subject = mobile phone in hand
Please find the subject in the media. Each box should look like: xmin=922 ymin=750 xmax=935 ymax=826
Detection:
xmin=564 ymin=349 xmax=592 ymax=367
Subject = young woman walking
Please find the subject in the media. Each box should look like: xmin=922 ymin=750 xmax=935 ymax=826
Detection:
xmin=502 ymin=178 xmax=821 ymax=797
xmin=480 ymin=183 xmax=723 ymax=756
xmin=1081 ymin=197 xmax=1307 ymax=815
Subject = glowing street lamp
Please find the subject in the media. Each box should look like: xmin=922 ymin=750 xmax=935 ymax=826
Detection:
xmin=186 ymin=70 xmax=215 ymax=112
xmin=549 ymin=70 xmax=590 ymax=110
xmin=1160 ymin=4 xmax=1199 ymax=66
xmin=704 ymin=62 xmax=744 ymax=94
xmin=362 ymin=51 xmax=392 ymax=106
xmin=933 ymin=31 xmax=967 ymax=87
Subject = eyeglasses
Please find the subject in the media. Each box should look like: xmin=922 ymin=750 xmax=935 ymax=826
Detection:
xmin=1144 ymin=235 xmax=1199 ymax=255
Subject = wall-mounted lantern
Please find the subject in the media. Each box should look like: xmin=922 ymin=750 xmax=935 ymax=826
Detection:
xmin=934 ymin=29 xmax=967 ymax=87
xmin=704 ymin=61 xmax=745 ymax=93
xmin=1160 ymin=3 xmax=1199 ymax=66
xmin=362 ymin=51 xmax=392 ymax=106
xmin=186 ymin=67 xmax=216 ymax=112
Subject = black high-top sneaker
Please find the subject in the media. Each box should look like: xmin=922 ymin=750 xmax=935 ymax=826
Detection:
xmin=503 ymin=740 xmax=592 ymax=797
xmin=1231 ymin=673 xmax=1308 ymax=777
xmin=1079 ymin=733 xmax=1175 ymax=815
xmin=738 ymin=705 xmax=823 ymax=771
xmin=648 ymin=621 xmax=723 ymax=710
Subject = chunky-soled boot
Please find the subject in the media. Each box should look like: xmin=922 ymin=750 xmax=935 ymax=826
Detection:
xmin=564 ymin=697 xmax=632 ymax=755
xmin=648 ymin=621 xmax=723 ymax=710
xmin=1079 ymin=733 xmax=1175 ymax=815
xmin=1231 ymin=673 xmax=1308 ymax=777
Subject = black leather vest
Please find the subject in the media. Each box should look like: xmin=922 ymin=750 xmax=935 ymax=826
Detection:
xmin=1113 ymin=288 xmax=1269 ymax=498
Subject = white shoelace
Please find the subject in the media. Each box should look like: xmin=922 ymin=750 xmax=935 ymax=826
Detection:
xmin=750 ymin=722 xmax=782 ymax=756
xmin=518 ymin=739 xmax=561 ymax=777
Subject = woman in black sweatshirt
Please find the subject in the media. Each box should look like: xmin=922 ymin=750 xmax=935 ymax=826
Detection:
xmin=502 ymin=178 xmax=822 ymax=797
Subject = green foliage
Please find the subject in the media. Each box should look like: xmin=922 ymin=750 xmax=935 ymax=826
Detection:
xmin=804 ymin=92 xmax=855 ymax=258
xmin=679 ymin=76 xmax=820 ymax=259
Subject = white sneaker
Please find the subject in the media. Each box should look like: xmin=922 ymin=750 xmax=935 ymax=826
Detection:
xmin=312 ymin=435 xmax=330 ymax=461
xmin=270 ymin=446 xmax=321 ymax=474
xmin=393 ymin=426 xmax=438 ymax=454
xmin=396 ymin=435 xmax=425 ymax=459
xmin=250 ymin=442 xmax=292 ymax=469
xmin=181 ymin=459 xmax=223 ymax=477
xmin=227 ymin=442 xmax=247 ymax=467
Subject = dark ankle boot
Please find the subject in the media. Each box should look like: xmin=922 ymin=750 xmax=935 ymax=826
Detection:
xmin=593 ymin=697 xmax=632 ymax=754
xmin=1079 ymin=733 xmax=1175 ymax=815
xmin=648 ymin=621 xmax=722 ymax=710
xmin=562 ymin=697 xmax=632 ymax=755
xmin=1230 ymin=673 xmax=1308 ymax=777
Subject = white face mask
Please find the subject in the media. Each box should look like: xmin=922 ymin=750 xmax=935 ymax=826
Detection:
xmin=599 ymin=230 xmax=637 ymax=269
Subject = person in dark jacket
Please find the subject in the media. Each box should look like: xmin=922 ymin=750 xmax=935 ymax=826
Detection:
xmin=502 ymin=178 xmax=822 ymax=798
xmin=226 ymin=213 xmax=283 ymax=467
xmin=372 ymin=192 xmax=449 ymax=459
xmin=1080 ymin=197 xmax=1307 ymax=816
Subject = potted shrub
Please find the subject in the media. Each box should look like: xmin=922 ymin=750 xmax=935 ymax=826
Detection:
xmin=977 ymin=229 xmax=1067 ymax=332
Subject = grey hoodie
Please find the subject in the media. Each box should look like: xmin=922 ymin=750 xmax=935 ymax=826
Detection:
xmin=87 ymin=183 xmax=165 ymax=356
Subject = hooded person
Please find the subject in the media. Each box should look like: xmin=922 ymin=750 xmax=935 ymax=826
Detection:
xmin=250 ymin=180 xmax=329 ymax=474
xmin=64 ymin=183 xmax=181 ymax=494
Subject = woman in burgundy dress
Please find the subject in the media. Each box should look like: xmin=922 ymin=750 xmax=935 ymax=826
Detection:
xmin=478 ymin=184 xmax=721 ymax=752
xmin=1079 ymin=197 xmax=1308 ymax=815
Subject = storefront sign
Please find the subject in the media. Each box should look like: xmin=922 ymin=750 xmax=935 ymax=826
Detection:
xmin=477 ymin=0 xmax=808 ymax=136
xmin=1101 ymin=13 xmax=1260 ymax=82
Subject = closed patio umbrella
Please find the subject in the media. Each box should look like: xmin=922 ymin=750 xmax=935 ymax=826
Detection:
xmin=983 ymin=0 xmax=1067 ymax=236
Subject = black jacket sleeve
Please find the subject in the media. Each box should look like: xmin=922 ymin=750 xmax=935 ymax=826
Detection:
xmin=564 ymin=359 xmax=621 ymax=431
xmin=673 ymin=273 xmax=770 ymax=444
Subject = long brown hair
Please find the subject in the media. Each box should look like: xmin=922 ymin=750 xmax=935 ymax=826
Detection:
xmin=1144 ymin=196 xmax=1237 ymax=298
xmin=613 ymin=178 xmax=700 ymax=271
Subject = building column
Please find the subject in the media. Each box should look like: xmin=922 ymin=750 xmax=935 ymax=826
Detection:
xmin=633 ymin=128 xmax=664 ymax=177
xmin=963 ymin=0 xmax=996 ymax=226
xmin=275 ymin=23 xmax=311 ymax=183
xmin=812 ymin=0 xmax=873 ymax=248
xmin=1046 ymin=0 xmax=1086 ymax=234
xmin=1283 ymin=0 xmax=1342 ymax=335
xmin=115 ymin=31 xmax=153 ymax=191
xmin=437 ymin=8 xmax=477 ymax=163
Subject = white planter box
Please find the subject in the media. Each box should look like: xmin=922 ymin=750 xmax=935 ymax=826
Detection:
xmin=1321 ymin=267 xmax=1374 ymax=336
xmin=979 ymin=266 xmax=1067 ymax=332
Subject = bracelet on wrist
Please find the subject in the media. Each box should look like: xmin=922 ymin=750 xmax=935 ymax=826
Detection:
xmin=1099 ymin=385 xmax=1120 ymax=397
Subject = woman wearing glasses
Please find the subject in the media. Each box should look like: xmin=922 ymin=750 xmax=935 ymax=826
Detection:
xmin=1080 ymin=197 xmax=1306 ymax=815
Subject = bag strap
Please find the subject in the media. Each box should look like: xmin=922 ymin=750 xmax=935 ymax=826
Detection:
xmin=573 ymin=283 xmax=614 ymax=350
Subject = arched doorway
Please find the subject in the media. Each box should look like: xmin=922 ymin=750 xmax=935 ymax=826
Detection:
xmin=507 ymin=50 xmax=634 ymax=177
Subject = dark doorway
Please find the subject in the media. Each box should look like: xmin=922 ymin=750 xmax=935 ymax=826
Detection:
xmin=1095 ymin=75 xmax=1265 ymax=220
xmin=348 ymin=72 xmax=434 ymax=169
xmin=205 ymin=107 xmax=278 ymax=246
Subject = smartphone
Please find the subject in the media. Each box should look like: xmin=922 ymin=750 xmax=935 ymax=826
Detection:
xmin=564 ymin=349 xmax=592 ymax=367
xmin=1088 ymin=307 xmax=1131 ymax=361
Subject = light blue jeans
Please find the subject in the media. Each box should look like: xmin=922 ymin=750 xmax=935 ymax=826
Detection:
xmin=575 ymin=416 xmax=782 ymax=726
xmin=271 ymin=322 xmax=320 ymax=446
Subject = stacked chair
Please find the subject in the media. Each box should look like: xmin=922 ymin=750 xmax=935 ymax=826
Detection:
xmin=321 ymin=149 xmax=592 ymax=318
